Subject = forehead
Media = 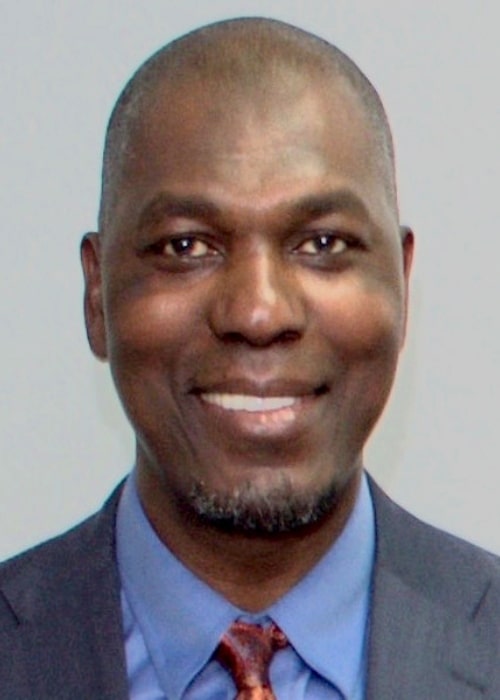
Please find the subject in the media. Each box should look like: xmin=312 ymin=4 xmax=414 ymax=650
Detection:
xmin=112 ymin=73 xmax=388 ymax=224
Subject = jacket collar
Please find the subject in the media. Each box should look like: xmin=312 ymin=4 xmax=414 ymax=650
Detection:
xmin=1 ymin=485 xmax=128 ymax=699
xmin=3 ymin=476 xmax=500 ymax=699
xmin=367 ymin=476 xmax=500 ymax=699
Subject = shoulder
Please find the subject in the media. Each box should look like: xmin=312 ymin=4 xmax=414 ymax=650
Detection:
xmin=366 ymin=476 xmax=500 ymax=696
xmin=0 ymin=485 xmax=122 ymax=626
xmin=369 ymin=475 xmax=500 ymax=607
xmin=0 ymin=486 xmax=128 ymax=698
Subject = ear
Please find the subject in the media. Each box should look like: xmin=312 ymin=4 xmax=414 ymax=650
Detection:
xmin=399 ymin=225 xmax=414 ymax=347
xmin=80 ymin=232 xmax=108 ymax=360
xmin=400 ymin=225 xmax=414 ymax=279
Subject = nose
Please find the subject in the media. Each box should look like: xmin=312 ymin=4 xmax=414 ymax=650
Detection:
xmin=208 ymin=246 xmax=306 ymax=346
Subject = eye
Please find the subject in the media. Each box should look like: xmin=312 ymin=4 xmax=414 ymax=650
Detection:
xmin=162 ymin=236 xmax=215 ymax=258
xmin=296 ymin=233 xmax=348 ymax=256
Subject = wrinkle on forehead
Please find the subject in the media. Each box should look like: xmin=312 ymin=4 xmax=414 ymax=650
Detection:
xmin=103 ymin=73 xmax=398 ymax=246
xmin=99 ymin=19 xmax=397 ymax=231
xmin=127 ymin=74 xmax=378 ymax=191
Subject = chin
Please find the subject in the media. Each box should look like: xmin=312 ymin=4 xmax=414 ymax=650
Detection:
xmin=184 ymin=469 xmax=352 ymax=535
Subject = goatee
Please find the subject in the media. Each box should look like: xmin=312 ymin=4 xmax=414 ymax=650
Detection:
xmin=186 ymin=474 xmax=340 ymax=535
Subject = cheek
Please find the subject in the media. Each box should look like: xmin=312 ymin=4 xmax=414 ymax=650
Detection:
xmin=103 ymin=287 xmax=205 ymax=460
xmin=106 ymin=286 xmax=204 ymax=365
xmin=314 ymin=274 xmax=405 ymax=359
xmin=103 ymin=284 xmax=208 ymax=436
xmin=313 ymin=278 xmax=404 ymax=421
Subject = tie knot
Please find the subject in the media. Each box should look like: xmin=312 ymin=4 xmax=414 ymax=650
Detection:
xmin=216 ymin=621 xmax=288 ymax=697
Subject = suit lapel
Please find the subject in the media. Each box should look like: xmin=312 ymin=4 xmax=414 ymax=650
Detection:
xmin=1 ymin=487 xmax=129 ymax=699
xmin=366 ymin=478 xmax=500 ymax=699
xmin=367 ymin=563 xmax=489 ymax=699
xmin=4 ymin=477 xmax=500 ymax=698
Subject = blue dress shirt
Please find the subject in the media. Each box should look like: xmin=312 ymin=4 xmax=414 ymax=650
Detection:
xmin=116 ymin=472 xmax=375 ymax=699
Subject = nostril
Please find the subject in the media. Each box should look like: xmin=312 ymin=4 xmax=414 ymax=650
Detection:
xmin=278 ymin=329 xmax=302 ymax=343
xmin=219 ymin=328 xmax=302 ymax=347
xmin=221 ymin=331 xmax=248 ymax=345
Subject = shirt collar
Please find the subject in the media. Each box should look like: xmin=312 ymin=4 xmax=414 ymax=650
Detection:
xmin=269 ymin=474 xmax=375 ymax=696
xmin=116 ymin=472 xmax=375 ymax=699
xmin=117 ymin=474 xmax=240 ymax=698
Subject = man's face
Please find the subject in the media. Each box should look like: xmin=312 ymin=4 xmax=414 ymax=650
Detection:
xmin=82 ymin=75 xmax=412 ymax=532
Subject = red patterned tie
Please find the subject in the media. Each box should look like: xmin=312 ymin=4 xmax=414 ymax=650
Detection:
xmin=215 ymin=621 xmax=288 ymax=699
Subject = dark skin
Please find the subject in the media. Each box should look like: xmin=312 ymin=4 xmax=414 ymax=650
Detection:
xmin=82 ymin=72 xmax=413 ymax=611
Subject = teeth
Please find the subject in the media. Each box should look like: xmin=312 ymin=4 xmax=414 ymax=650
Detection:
xmin=201 ymin=393 xmax=297 ymax=412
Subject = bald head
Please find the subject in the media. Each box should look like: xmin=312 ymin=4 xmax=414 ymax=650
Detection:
xmin=98 ymin=17 xmax=396 ymax=230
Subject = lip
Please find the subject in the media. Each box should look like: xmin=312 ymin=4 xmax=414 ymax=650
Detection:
xmin=191 ymin=378 xmax=328 ymax=439
xmin=192 ymin=377 xmax=327 ymax=398
xmin=201 ymin=393 xmax=298 ymax=412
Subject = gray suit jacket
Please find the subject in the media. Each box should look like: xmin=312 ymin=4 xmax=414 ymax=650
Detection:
xmin=1 ymin=478 xmax=500 ymax=699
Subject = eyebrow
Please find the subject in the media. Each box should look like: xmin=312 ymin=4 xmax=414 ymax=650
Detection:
xmin=137 ymin=193 xmax=221 ymax=232
xmin=136 ymin=188 xmax=372 ymax=232
xmin=287 ymin=190 xmax=372 ymax=223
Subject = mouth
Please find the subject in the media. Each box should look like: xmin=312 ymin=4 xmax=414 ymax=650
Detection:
xmin=192 ymin=381 xmax=328 ymax=439
xmin=200 ymin=393 xmax=298 ymax=413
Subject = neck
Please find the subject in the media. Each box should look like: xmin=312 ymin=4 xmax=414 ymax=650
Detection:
xmin=136 ymin=468 xmax=361 ymax=612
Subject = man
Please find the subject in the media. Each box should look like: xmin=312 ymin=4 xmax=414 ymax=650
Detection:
xmin=1 ymin=16 xmax=500 ymax=699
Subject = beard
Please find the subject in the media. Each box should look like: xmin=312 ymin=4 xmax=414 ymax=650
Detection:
xmin=185 ymin=473 xmax=341 ymax=535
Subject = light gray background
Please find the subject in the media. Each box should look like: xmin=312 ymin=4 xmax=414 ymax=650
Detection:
xmin=2 ymin=1 xmax=499 ymax=560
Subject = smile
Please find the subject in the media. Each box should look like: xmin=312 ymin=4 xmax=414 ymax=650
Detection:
xmin=193 ymin=384 xmax=328 ymax=440
xmin=200 ymin=393 xmax=298 ymax=413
